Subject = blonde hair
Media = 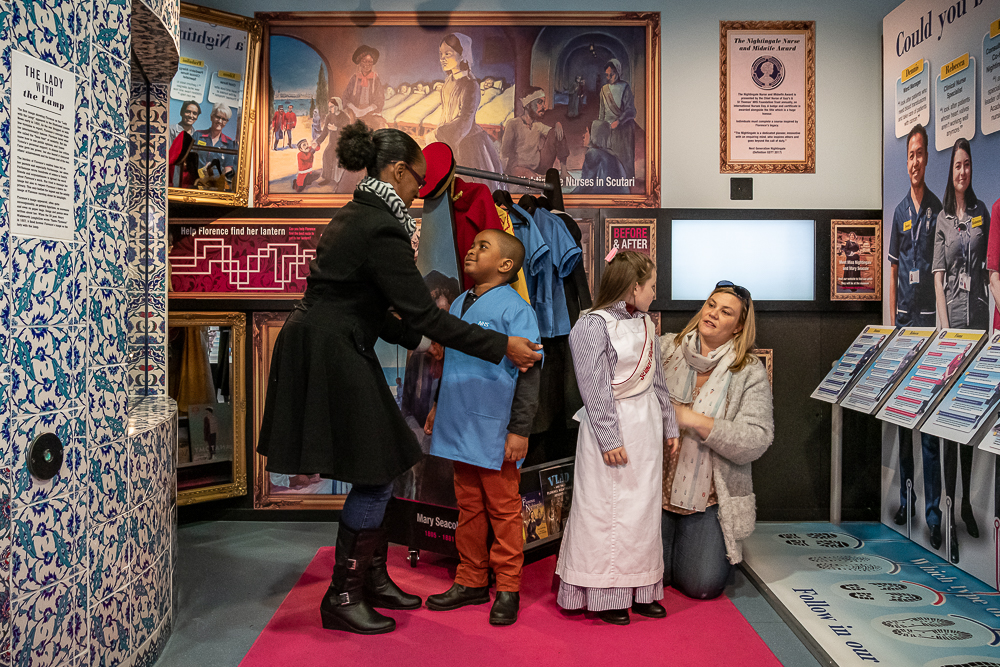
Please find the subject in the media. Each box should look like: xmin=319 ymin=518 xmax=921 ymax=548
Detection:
xmin=592 ymin=251 xmax=655 ymax=311
xmin=673 ymin=286 xmax=757 ymax=372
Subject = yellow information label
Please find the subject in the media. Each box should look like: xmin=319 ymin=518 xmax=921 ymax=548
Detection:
xmin=902 ymin=60 xmax=924 ymax=83
xmin=945 ymin=331 xmax=982 ymax=340
xmin=867 ymin=327 xmax=896 ymax=335
xmin=903 ymin=219 xmax=912 ymax=232
xmin=218 ymin=70 xmax=242 ymax=82
xmin=941 ymin=53 xmax=970 ymax=80
xmin=973 ymin=216 xmax=983 ymax=228
xmin=902 ymin=329 xmax=935 ymax=337
xmin=991 ymin=19 xmax=1000 ymax=40
xmin=180 ymin=57 xmax=204 ymax=68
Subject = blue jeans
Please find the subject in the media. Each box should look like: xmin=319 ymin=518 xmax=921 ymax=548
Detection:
xmin=661 ymin=505 xmax=732 ymax=600
xmin=340 ymin=483 xmax=393 ymax=532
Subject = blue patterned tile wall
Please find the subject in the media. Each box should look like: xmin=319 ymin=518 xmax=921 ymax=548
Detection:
xmin=2 ymin=0 xmax=179 ymax=663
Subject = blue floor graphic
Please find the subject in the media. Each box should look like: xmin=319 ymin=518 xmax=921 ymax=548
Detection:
xmin=742 ymin=522 xmax=1000 ymax=666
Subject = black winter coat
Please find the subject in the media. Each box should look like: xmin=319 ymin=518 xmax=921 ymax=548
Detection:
xmin=257 ymin=189 xmax=507 ymax=485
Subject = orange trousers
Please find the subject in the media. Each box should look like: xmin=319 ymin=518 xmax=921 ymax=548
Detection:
xmin=453 ymin=460 xmax=524 ymax=592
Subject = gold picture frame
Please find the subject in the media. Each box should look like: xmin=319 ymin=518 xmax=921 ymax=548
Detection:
xmin=255 ymin=11 xmax=661 ymax=208
xmin=755 ymin=348 xmax=774 ymax=388
xmin=169 ymin=311 xmax=248 ymax=505
xmin=167 ymin=3 xmax=262 ymax=206
xmin=831 ymin=220 xmax=882 ymax=302
xmin=252 ymin=312 xmax=347 ymax=510
xmin=720 ymin=21 xmax=815 ymax=173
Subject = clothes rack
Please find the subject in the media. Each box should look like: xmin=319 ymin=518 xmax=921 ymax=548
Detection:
xmin=454 ymin=165 xmax=564 ymax=211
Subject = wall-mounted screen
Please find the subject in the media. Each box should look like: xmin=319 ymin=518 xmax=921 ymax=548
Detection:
xmin=671 ymin=219 xmax=815 ymax=301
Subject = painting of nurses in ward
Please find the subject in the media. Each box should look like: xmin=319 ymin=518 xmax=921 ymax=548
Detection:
xmin=262 ymin=17 xmax=655 ymax=203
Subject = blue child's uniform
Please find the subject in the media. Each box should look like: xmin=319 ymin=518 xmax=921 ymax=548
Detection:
xmin=430 ymin=284 xmax=541 ymax=470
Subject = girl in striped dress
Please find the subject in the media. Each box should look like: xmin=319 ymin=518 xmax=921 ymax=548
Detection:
xmin=555 ymin=250 xmax=679 ymax=625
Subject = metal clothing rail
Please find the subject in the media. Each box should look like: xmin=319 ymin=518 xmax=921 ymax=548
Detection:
xmin=454 ymin=165 xmax=564 ymax=211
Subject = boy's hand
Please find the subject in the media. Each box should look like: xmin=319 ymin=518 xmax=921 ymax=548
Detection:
xmin=424 ymin=404 xmax=436 ymax=435
xmin=602 ymin=446 xmax=628 ymax=467
xmin=504 ymin=433 xmax=529 ymax=462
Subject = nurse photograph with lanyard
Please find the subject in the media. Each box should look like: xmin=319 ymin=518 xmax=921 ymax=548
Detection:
xmin=659 ymin=281 xmax=774 ymax=600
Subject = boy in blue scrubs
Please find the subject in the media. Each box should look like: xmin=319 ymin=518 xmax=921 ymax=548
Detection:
xmin=424 ymin=229 xmax=541 ymax=626
xmin=887 ymin=124 xmax=944 ymax=548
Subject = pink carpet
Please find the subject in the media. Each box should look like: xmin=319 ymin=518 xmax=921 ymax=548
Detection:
xmin=240 ymin=546 xmax=781 ymax=667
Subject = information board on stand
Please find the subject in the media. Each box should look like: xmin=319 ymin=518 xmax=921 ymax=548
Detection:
xmin=841 ymin=327 xmax=936 ymax=414
xmin=921 ymin=332 xmax=1000 ymax=444
xmin=875 ymin=329 xmax=986 ymax=430
xmin=810 ymin=326 xmax=896 ymax=403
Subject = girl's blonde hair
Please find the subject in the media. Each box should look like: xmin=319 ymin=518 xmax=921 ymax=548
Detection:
xmin=673 ymin=286 xmax=758 ymax=372
xmin=592 ymin=251 xmax=655 ymax=311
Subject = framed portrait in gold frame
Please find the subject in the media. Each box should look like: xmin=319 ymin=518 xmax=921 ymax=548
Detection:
xmin=720 ymin=21 xmax=815 ymax=174
xmin=755 ymin=348 xmax=774 ymax=388
xmin=252 ymin=312 xmax=348 ymax=509
xmin=255 ymin=11 xmax=661 ymax=208
xmin=167 ymin=3 xmax=262 ymax=206
xmin=169 ymin=311 xmax=248 ymax=505
xmin=831 ymin=220 xmax=882 ymax=302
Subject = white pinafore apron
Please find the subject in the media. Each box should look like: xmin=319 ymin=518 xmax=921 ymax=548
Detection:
xmin=556 ymin=311 xmax=664 ymax=589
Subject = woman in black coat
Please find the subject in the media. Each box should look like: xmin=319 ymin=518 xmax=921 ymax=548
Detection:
xmin=257 ymin=121 xmax=541 ymax=635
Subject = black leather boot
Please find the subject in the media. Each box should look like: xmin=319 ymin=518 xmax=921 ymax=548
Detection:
xmin=364 ymin=528 xmax=422 ymax=610
xmin=489 ymin=591 xmax=520 ymax=626
xmin=320 ymin=523 xmax=395 ymax=634
xmin=426 ymin=583 xmax=491 ymax=611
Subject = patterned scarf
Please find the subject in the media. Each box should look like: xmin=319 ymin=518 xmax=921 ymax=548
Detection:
xmin=663 ymin=330 xmax=735 ymax=512
xmin=358 ymin=176 xmax=417 ymax=239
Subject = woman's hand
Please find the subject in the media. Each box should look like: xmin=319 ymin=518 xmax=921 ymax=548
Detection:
xmin=666 ymin=437 xmax=680 ymax=456
xmin=506 ymin=336 xmax=543 ymax=371
xmin=602 ymin=446 xmax=628 ymax=467
xmin=673 ymin=405 xmax=714 ymax=441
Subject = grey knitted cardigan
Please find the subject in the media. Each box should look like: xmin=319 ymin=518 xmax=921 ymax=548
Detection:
xmin=660 ymin=335 xmax=775 ymax=564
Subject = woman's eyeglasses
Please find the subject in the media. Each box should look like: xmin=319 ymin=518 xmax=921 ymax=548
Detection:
xmin=715 ymin=280 xmax=752 ymax=303
xmin=401 ymin=162 xmax=426 ymax=189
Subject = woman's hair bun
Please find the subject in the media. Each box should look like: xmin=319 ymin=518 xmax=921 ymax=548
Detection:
xmin=336 ymin=120 xmax=376 ymax=172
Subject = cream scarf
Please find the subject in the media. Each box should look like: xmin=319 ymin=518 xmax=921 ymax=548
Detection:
xmin=664 ymin=330 xmax=735 ymax=511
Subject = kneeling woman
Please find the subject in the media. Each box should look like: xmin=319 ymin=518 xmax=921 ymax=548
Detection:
xmin=660 ymin=282 xmax=773 ymax=599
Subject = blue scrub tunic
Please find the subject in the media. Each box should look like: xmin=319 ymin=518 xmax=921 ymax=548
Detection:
xmin=430 ymin=285 xmax=541 ymax=471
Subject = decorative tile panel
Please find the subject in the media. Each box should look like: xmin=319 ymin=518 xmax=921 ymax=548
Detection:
xmin=87 ymin=440 xmax=129 ymax=524
xmin=9 ymin=326 xmax=83 ymax=414
xmin=88 ymin=289 xmax=127 ymax=366
xmin=87 ymin=365 xmax=127 ymax=448
xmin=10 ymin=497 xmax=83 ymax=593
xmin=94 ymin=0 xmax=130 ymax=63
xmin=10 ymin=410 xmax=80 ymax=506
xmin=130 ymin=499 xmax=161 ymax=575
xmin=10 ymin=239 xmax=81 ymax=327
xmin=88 ymin=515 xmax=131 ymax=603
xmin=10 ymin=0 xmax=76 ymax=69
xmin=90 ymin=131 xmax=128 ymax=213
xmin=11 ymin=576 xmax=85 ymax=667
xmin=88 ymin=211 xmax=127 ymax=291
xmin=92 ymin=51 xmax=128 ymax=137
xmin=90 ymin=589 xmax=130 ymax=667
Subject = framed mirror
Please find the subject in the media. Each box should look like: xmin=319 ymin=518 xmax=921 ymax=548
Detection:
xmin=168 ymin=3 xmax=261 ymax=206
xmin=168 ymin=311 xmax=247 ymax=505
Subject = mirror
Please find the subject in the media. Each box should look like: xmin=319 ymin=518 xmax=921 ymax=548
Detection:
xmin=168 ymin=311 xmax=247 ymax=505
xmin=168 ymin=3 xmax=261 ymax=206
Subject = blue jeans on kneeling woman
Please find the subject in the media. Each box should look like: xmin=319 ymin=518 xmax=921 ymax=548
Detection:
xmin=661 ymin=505 xmax=733 ymax=600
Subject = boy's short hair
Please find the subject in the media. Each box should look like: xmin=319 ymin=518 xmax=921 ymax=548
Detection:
xmin=483 ymin=229 xmax=525 ymax=281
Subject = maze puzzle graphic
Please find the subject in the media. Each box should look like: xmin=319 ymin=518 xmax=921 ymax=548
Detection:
xmin=171 ymin=237 xmax=316 ymax=291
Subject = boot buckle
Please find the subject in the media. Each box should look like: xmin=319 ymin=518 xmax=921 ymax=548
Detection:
xmin=338 ymin=591 xmax=353 ymax=605
xmin=346 ymin=558 xmax=358 ymax=570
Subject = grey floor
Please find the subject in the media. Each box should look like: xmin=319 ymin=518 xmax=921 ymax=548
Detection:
xmin=156 ymin=521 xmax=822 ymax=667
